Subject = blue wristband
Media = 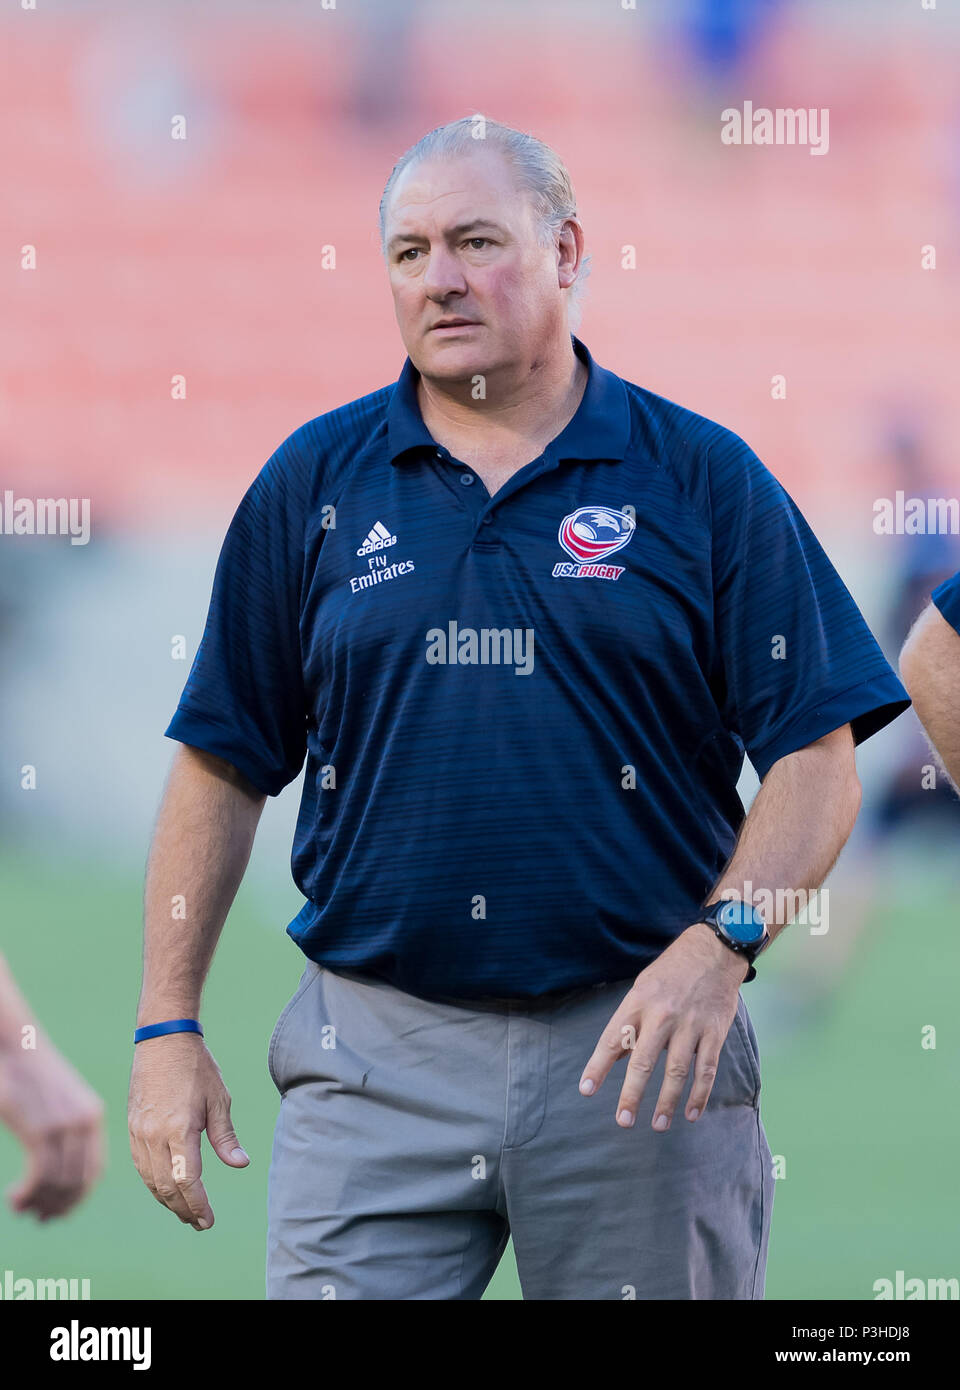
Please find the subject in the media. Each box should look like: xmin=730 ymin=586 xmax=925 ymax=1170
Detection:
xmin=134 ymin=1019 xmax=203 ymax=1044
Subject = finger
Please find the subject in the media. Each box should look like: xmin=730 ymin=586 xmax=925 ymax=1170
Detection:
xmin=56 ymin=1128 xmax=89 ymax=1209
xmin=135 ymin=1129 xmax=196 ymax=1226
xmin=578 ymin=994 xmax=644 ymax=1095
xmin=12 ymin=1133 xmax=63 ymax=1218
xmin=206 ymin=1092 xmax=249 ymax=1168
xmin=146 ymin=1138 xmax=199 ymax=1226
xmin=615 ymin=1018 xmax=673 ymax=1127
xmin=649 ymin=1031 xmax=699 ymax=1132
xmin=36 ymin=1129 xmax=87 ymax=1219
xmin=169 ymin=1133 xmax=213 ymax=1231
xmin=5 ymin=1140 xmax=48 ymax=1215
xmin=130 ymin=1132 xmax=157 ymax=1199
xmin=684 ymin=1033 xmax=723 ymax=1122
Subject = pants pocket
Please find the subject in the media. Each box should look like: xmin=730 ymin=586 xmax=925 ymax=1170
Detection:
xmin=730 ymin=993 xmax=762 ymax=1107
xmin=268 ymin=961 xmax=323 ymax=1094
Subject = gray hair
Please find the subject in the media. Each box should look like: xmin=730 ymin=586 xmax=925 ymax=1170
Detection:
xmin=378 ymin=115 xmax=591 ymax=332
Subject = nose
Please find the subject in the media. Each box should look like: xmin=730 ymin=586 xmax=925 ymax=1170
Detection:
xmin=420 ymin=243 xmax=468 ymax=301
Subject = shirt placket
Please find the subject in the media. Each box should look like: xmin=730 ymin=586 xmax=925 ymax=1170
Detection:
xmin=429 ymin=446 xmax=562 ymax=552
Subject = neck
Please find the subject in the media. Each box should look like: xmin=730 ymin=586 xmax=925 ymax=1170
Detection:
xmin=416 ymin=333 xmax=586 ymax=450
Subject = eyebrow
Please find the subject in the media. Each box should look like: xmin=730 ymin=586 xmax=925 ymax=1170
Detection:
xmin=386 ymin=219 xmax=507 ymax=253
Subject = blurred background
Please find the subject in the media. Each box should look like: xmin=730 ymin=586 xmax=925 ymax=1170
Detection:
xmin=1 ymin=0 xmax=958 ymax=1299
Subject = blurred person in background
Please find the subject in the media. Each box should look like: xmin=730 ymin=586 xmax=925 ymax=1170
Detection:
xmin=0 ymin=951 xmax=104 ymax=1220
xmin=682 ymin=0 xmax=785 ymax=82
xmin=346 ymin=0 xmax=419 ymax=133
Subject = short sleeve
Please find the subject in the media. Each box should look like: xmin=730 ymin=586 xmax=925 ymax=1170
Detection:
xmin=706 ymin=433 xmax=910 ymax=782
xmin=931 ymin=569 xmax=960 ymax=636
xmin=164 ymin=429 xmax=311 ymax=796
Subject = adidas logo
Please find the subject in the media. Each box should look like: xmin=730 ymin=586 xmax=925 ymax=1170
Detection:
xmin=356 ymin=521 xmax=397 ymax=556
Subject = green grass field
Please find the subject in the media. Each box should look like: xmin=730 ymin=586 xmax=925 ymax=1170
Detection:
xmin=0 ymin=843 xmax=956 ymax=1300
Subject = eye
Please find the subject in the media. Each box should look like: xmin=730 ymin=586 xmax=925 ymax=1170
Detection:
xmin=465 ymin=237 xmax=491 ymax=249
xmin=398 ymin=248 xmax=421 ymax=262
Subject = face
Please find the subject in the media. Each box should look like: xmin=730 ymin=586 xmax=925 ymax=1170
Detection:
xmin=383 ymin=147 xmax=581 ymax=379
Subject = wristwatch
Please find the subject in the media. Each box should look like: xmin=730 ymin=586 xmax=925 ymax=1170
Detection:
xmin=698 ymin=899 xmax=769 ymax=982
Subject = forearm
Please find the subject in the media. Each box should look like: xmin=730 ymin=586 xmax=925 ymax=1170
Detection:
xmin=706 ymin=726 xmax=861 ymax=944
xmin=138 ymin=746 xmax=266 ymax=1024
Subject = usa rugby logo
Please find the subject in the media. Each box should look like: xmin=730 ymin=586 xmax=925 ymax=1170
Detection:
xmin=554 ymin=506 xmax=635 ymax=581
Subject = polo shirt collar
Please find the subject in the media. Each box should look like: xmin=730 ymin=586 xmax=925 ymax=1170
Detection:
xmin=386 ymin=334 xmax=631 ymax=466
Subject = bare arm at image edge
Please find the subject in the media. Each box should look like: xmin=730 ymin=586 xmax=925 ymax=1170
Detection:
xmin=899 ymin=603 xmax=960 ymax=796
xmin=127 ymin=743 xmax=266 ymax=1232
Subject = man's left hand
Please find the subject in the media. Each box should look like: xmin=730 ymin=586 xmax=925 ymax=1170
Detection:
xmin=578 ymin=923 xmax=750 ymax=1131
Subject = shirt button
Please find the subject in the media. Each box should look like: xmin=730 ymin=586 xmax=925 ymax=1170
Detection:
xmin=460 ymin=472 xmax=475 ymax=486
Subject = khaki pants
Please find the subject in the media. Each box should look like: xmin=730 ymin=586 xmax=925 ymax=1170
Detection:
xmin=266 ymin=960 xmax=774 ymax=1300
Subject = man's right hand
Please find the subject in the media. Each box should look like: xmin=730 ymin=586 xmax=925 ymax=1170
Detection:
xmin=128 ymin=1033 xmax=249 ymax=1231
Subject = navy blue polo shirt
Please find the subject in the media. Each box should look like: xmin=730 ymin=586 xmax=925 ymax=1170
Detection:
xmin=932 ymin=569 xmax=960 ymax=634
xmin=166 ymin=335 xmax=910 ymax=999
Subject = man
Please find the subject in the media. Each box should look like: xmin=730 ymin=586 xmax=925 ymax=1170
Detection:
xmin=899 ymin=570 xmax=960 ymax=792
xmin=129 ymin=116 xmax=909 ymax=1300
xmin=0 ymin=951 xmax=104 ymax=1220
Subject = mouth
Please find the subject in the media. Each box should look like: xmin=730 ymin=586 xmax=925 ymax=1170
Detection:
xmin=430 ymin=320 xmax=480 ymax=331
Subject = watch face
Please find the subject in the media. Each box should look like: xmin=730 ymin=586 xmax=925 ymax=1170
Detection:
xmin=718 ymin=900 xmax=766 ymax=945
